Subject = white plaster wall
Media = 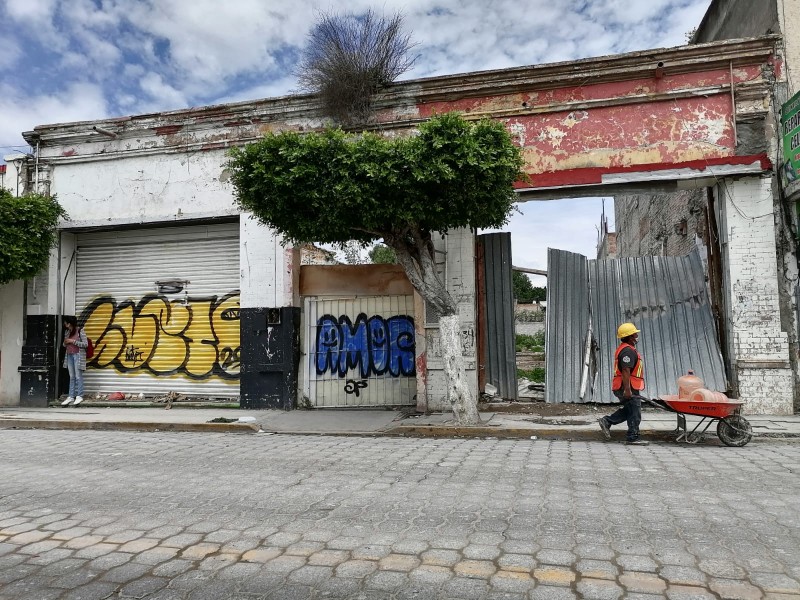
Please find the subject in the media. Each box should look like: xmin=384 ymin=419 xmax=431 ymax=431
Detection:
xmin=50 ymin=151 xmax=237 ymax=227
xmin=239 ymin=214 xmax=298 ymax=309
xmin=423 ymin=228 xmax=479 ymax=411
xmin=1 ymin=156 xmax=25 ymax=195
xmin=778 ymin=0 xmax=800 ymax=96
xmin=719 ymin=176 xmax=794 ymax=414
xmin=0 ymin=281 xmax=24 ymax=405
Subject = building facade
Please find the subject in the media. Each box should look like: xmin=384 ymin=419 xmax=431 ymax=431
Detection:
xmin=0 ymin=36 xmax=791 ymax=413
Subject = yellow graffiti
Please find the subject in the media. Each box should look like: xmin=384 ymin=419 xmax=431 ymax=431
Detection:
xmin=80 ymin=292 xmax=240 ymax=380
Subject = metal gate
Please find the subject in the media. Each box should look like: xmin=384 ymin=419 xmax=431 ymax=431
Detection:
xmin=75 ymin=223 xmax=240 ymax=398
xmin=304 ymin=295 xmax=416 ymax=407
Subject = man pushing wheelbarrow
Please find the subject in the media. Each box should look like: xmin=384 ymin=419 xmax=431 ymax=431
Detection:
xmin=597 ymin=322 xmax=753 ymax=447
xmin=598 ymin=322 xmax=649 ymax=445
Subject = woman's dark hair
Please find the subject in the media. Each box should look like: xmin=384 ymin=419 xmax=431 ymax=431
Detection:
xmin=63 ymin=315 xmax=78 ymax=328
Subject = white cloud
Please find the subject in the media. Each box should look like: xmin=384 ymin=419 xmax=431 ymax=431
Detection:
xmin=0 ymin=37 xmax=22 ymax=70
xmin=137 ymin=73 xmax=188 ymax=112
xmin=0 ymin=82 xmax=108 ymax=149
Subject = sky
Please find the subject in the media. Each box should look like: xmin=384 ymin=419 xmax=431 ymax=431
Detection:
xmin=0 ymin=0 xmax=712 ymax=280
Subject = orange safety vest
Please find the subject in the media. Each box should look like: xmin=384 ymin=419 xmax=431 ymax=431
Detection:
xmin=612 ymin=342 xmax=645 ymax=391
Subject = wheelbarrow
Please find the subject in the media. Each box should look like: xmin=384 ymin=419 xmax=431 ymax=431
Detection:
xmin=643 ymin=392 xmax=753 ymax=447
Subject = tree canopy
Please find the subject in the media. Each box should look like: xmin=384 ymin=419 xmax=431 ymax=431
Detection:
xmin=369 ymin=243 xmax=397 ymax=264
xmin=513 ymin=271 xmax=534 ymax=303
xmin=0 ymin=189 xmax=66 ymax=285
xmin=229 ymin=112 xmax=523 ymax=250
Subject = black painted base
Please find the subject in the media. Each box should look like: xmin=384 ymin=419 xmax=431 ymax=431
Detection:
xmin=240 ymin=307 xmax=301 ymax=410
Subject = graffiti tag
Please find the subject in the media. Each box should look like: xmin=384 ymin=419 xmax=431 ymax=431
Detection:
xmin=79 ymin=292 xmax=240 ymax=380
xmin=315 ymin=313 xmax=415 ymax=378
xmin=344 ymin=379 xmax=368 ymax=397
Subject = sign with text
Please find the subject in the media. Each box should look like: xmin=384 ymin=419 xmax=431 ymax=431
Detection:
xmin=780 ymin=90 xmax=800 ymax=201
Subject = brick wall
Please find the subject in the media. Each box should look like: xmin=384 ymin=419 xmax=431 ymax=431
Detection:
xmin=719 ymin=177 xmax=793 ymax=414
xmin=615 ymin=189 xmax=707 ymax=258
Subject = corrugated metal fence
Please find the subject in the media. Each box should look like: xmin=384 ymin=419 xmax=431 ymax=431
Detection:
xmin=547 ymin=248 xmax=727 ymax=403
xmin=478 ymin=233 xmax=518 ymax=400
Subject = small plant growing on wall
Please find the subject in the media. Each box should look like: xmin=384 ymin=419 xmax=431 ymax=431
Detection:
xmin=296 ymin=9 xmax=417 ymax=126
xmin=228 ymin=113 xmax=524 ymax=425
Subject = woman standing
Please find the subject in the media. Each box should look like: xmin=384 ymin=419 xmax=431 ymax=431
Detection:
xmin=61 ymin=316 xmax=88 ymax=406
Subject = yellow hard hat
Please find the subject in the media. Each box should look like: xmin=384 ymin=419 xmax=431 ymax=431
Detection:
xmin=617 ymin=322 xmax=640 ymax=339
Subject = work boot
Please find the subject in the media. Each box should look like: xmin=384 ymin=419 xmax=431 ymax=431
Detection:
xmin=626 ymin=439 xmax=649 ymax=446
xmin=598 ymin=418 xmax=611 ymax=440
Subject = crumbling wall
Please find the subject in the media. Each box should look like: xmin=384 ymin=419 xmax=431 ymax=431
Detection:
xmin=615 ymin=190 xmax=707 ymax=258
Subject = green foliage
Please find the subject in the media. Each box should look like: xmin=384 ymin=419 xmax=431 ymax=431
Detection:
xmin=531 ymin=286 xmax=546 ymax=302
xmin=518 ymin=367 xmax=546 ymax=382
xmin=512 ymin=271 xmax=534 ymax=302
xmin=228 ymin=112 xmax=525 ymax=246
xmin=515 ymin=332 xmax=545 ymax=352
xmin=0 ymin=190 xmax=66 ymax=285
xmin=369 ymin=243 xmax=397 ymax=264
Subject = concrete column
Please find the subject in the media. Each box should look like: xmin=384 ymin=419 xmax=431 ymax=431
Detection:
xmin=718 ymin=176 xmax=793 ymax=414
xmin=239 ymin=214 xmax=298 ymax=309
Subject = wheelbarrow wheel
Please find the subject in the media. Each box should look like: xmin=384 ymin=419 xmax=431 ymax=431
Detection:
xmin=717 ymin=415 xmax=753 ymax=447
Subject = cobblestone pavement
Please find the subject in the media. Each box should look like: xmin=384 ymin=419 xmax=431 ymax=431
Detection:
xmin=2 ymin=431 xmax=800 ymax=600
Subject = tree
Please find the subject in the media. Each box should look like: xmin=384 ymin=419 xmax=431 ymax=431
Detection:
xmin=513 ymin=271 xmax=535 ymax=303
xmin=369 ymin=243 xmax=396 ymax=264
xmin=296 ymin=9 xmax=416 ymax=125
xmin=228 ymin=113 xmax=524 ymax=424
xmin=0 ymin=189 xmax=66 ymax=285
xmin=531 ymin=286 xmax=546 ymax=302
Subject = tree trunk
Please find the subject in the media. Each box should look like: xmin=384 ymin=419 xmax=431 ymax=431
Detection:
xmin=440 ymin=313 xmax=479 ymax=425
xmin=386 ymin=227 xmax=479 ymax=426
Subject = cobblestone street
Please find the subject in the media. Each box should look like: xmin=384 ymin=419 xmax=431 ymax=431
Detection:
xmin=1 ymin=431 xmax=799 ymax=599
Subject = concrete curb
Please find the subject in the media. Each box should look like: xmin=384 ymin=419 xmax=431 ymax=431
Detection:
xmin=0 ymin=419 xmax=260 ymax=434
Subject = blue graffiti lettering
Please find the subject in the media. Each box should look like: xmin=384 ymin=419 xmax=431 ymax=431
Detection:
xmin=315 ymin=313 xmax=416 ymax=378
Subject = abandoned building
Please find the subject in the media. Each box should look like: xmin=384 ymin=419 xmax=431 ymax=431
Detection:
xmin=0 ymin=33 xmax=795 ymax=415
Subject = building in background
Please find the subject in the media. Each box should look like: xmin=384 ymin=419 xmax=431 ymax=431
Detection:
xmin=612 ymin=0 xmax=800 ymax=411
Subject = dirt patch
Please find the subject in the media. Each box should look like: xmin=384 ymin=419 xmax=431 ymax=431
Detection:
xmin=480 ymin=402 xmax=608 ymax=416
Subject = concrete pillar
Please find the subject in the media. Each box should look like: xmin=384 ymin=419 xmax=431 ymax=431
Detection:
xmin=718 ymin=176 xmax=794 ymax=414
xmin=238 ymin=214 xmax=301 ymax=409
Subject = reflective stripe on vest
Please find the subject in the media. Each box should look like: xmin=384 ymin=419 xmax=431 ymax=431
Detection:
xmin=611 ymin=342 xmax=645 ymax=391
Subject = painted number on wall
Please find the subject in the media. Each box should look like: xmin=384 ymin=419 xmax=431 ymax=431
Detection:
xmin=79 ymin=292 xmax=240 ymax=380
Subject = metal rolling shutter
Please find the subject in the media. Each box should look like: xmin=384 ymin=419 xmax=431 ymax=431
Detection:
xmin=75 ymin=223 xmax=240 ymax=398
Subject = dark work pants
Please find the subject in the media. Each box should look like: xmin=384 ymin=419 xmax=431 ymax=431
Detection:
xmin=603 ymin=391 xmax=642 ymax=441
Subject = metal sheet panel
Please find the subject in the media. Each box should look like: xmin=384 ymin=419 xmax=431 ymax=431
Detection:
xmin=589 ymin=250 xmax=726 ymax=402
xmin=479 ymin=233 xmax=518 ymax=400
xmin=548 ymin=247 xmax=727 ymax=404
xmin=75 ymin=223 xmax=240 ymax=398
xmin=304 ymin=295 xmax=416 ymax=407
xmin=545 ymin=248 xmax=591 ymax=403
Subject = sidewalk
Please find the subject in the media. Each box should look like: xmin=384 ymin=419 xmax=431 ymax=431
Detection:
xmin=1 ymin=403 xmax=799 ymax=443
